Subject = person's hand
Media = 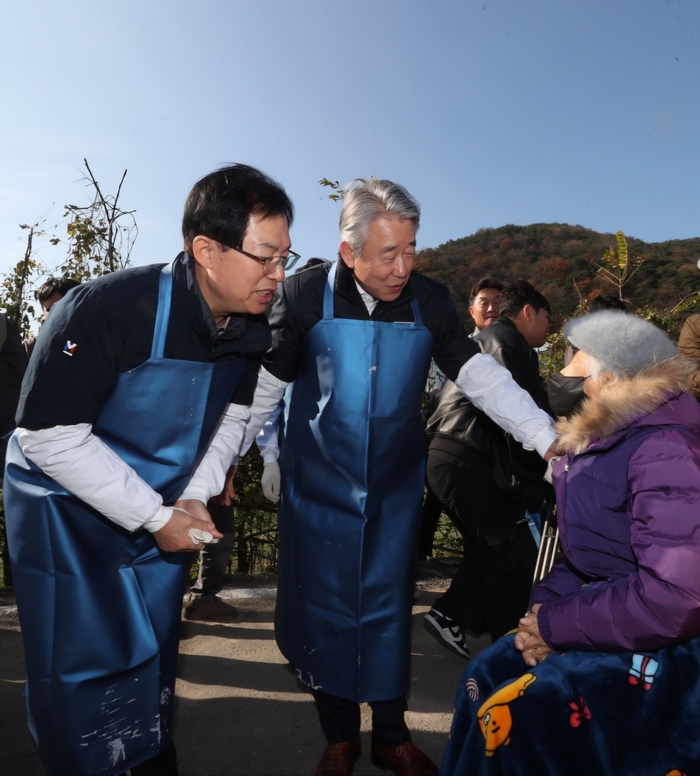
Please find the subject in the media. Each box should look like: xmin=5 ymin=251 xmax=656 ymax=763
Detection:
xmin=211 ymin=465 xmax=238 ymax=506
xmin=261 ymin=461 xmax=281 ymax=503
xmin=514 ymin=604 xmax=554 ymax=666
xmin=543 ymin=440 xmax=564 ymax=462
xmin=153 ymin=501 xmax=223 ymax=553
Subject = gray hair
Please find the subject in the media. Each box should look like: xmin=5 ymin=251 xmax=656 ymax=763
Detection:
xmin=339 ymin=177 xmax=421 ymax=254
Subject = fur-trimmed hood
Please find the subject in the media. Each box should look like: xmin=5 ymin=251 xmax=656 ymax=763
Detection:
xmin=555 ymin=357 xmax=700 ymax=452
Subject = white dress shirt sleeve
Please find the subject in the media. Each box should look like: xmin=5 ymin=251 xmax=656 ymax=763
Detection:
xmin=177 ymin=403 xmax=251 ymax=504
xmin=239 ymin=367 xmax=288 ymax=457
xmin=455 ymin=352 xmax=557 ymax=457
xmin=18 ymin=424 xmax=172 ymax=533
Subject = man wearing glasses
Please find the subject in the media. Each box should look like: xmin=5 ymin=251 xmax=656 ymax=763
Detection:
xmin=4 ymin=164 xmax=298 ymax=776
xmin=241 ymin=178 xmax=558 ymax=776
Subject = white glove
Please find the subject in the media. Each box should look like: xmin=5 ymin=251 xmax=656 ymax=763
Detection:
xmin=261 ymin=461 xmax=281 ymax=503
xmin=188 ymin=528 xmax=219 ymax=545
xmin=544 ymin=456 xmax=561 ymax=485
xmin=170 ymin=508 xmax=220 ymax=546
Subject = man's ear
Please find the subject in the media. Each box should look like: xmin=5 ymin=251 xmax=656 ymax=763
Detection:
xmin=521 ymin=303 xmax=534 ymax=323
xmin=339 ymin=241 xmax=356 ymax=269
xmin=191 ymin=236 xmax=216 ymax=270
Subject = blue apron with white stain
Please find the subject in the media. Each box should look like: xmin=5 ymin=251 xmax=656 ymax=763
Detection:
xmin=4 ymin=263 xmax=245 ymax=775
xmin=276 ymin=262 xmax=434 ymax=701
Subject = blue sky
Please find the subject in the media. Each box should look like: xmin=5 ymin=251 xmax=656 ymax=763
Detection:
xmin=1 ymin=0 xmax=698 ymax=284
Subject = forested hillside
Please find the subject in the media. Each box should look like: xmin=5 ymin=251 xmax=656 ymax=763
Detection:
xmin=416 ymin=223 xmax=700 ymax=326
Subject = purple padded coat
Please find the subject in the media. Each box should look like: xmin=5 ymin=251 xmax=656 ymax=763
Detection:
xmin=532 ymin=390 xmax=700 ymax=652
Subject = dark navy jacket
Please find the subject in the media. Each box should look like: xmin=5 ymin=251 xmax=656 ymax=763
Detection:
xmin=18 ymin=253 xmax=270 ymax=430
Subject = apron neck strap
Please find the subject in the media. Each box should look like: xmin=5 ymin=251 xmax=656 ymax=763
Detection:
xmin=409 ymin=296 xmax=423 ymax=327
xmin=151 ymin=264 xmax=173 ymax=359
xmin=323 ymin=261 xmax=337 ymax=319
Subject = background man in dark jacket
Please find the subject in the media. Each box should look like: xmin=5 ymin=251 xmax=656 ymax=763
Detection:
xmin=417 ymin=276 xmax=504 ymax=561
xmin=424 ymin=280 xmax=551 ymax=656
xmin=468 ymin=276 xmax=504 ymax=335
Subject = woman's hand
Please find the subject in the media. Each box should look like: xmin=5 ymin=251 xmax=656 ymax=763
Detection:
xmin=514 ymin=604 xmax=554 ymax=666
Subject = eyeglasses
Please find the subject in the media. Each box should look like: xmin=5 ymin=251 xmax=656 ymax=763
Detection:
xmin=228 ymin=245 xmax=301 ymax=275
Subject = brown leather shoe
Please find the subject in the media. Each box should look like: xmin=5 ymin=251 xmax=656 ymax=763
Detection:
xmin=315 ymin=737 xmax=361 ymax=776
xmin=182 ymin=594 xmax=238 ymax=622
xmin=370 ymin=741 xmax=438 ymax=776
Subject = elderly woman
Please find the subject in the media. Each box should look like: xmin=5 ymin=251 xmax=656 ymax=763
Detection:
xmin=440 ymin=311 xmax=700 ymax=776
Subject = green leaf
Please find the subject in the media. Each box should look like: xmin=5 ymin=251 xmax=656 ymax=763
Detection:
xmin=615 ymin=231 xmax=628 ymax=270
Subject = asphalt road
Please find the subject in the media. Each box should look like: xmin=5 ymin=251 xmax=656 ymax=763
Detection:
xmin=0 ymin=577 xmax=492 ymax=776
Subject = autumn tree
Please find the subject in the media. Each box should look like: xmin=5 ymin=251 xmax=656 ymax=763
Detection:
xmin=0 ymin=160 xmax=137 ymax=335
xmin=60 ymin=159 xmax=137 ymax=281
xmin=1 ymin=216 xmax=60 ymax=337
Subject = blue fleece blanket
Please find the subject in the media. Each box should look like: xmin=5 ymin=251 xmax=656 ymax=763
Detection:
xmin=440 ymin=634 xmax=700 ymax=776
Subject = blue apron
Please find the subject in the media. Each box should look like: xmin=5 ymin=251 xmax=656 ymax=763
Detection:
xmin=276 ymin=262 xmax=434 ymax=702
xmin=3 ymin=263 xmax=246 ymax=775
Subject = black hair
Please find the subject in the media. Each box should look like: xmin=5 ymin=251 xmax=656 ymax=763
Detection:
xmin=182 ymin=164 xmax=294 ymax=255
xmin=469 ymin=276 xmax=505 ymax=306
xmin=35 ymin=277 xmax=80 ymax=305
xmin=499 ymin=280 xmax=550 ymax=319
xmin=588 ymin=293 xmax=627 ymax=313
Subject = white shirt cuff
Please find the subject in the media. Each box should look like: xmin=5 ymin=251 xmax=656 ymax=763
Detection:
xmin=142 ymin=505 xmax=174 ymax=533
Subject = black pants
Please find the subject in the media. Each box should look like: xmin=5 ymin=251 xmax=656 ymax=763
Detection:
xmin=311 ymin=689 xmax=410 ymax=747
xmin=418 ymin=483 xmax=443 ymax=560
xmin=189 ymin=500 xmax=237 ymax=598
xmin=426 ymin=451 xmax=538 ymax=640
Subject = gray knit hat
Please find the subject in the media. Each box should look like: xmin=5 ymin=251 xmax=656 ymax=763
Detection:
xmin=565 ymin=311 xmax=678 ymax=377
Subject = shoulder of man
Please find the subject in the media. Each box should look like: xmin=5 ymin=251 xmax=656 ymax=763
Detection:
xmin=17 ymin=261 xmax=185 ymax=430
xmin=409 ymin=269 xmax=452 ymax=303
xmin=474 ymin=316 xmax=528 ymax=356
xmin=27 ymin=263 xmax=167 ymax=377
xmin=288 ymin=258 xmax=330 ymax=290
xmin=407 ymin=270 xmax=460 ymax=325
xmin=272 ymin=259 xmax=330 ymax=324
xmin=64 ymin=263 xmax=165 ymax=314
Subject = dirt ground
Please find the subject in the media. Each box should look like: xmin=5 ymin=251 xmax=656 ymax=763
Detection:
xmin=0 ymin=563 xmax=492 ymax=776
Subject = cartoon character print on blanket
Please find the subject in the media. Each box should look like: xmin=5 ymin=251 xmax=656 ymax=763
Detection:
xmin=629 ymin=654 xmax=659 ymax=691
xmin=477 ymin=674 xmax=536 ymax=756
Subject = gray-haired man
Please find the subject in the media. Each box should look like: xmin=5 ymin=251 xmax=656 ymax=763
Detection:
xmin=243 ymin=178 xmax=558 ymax=776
